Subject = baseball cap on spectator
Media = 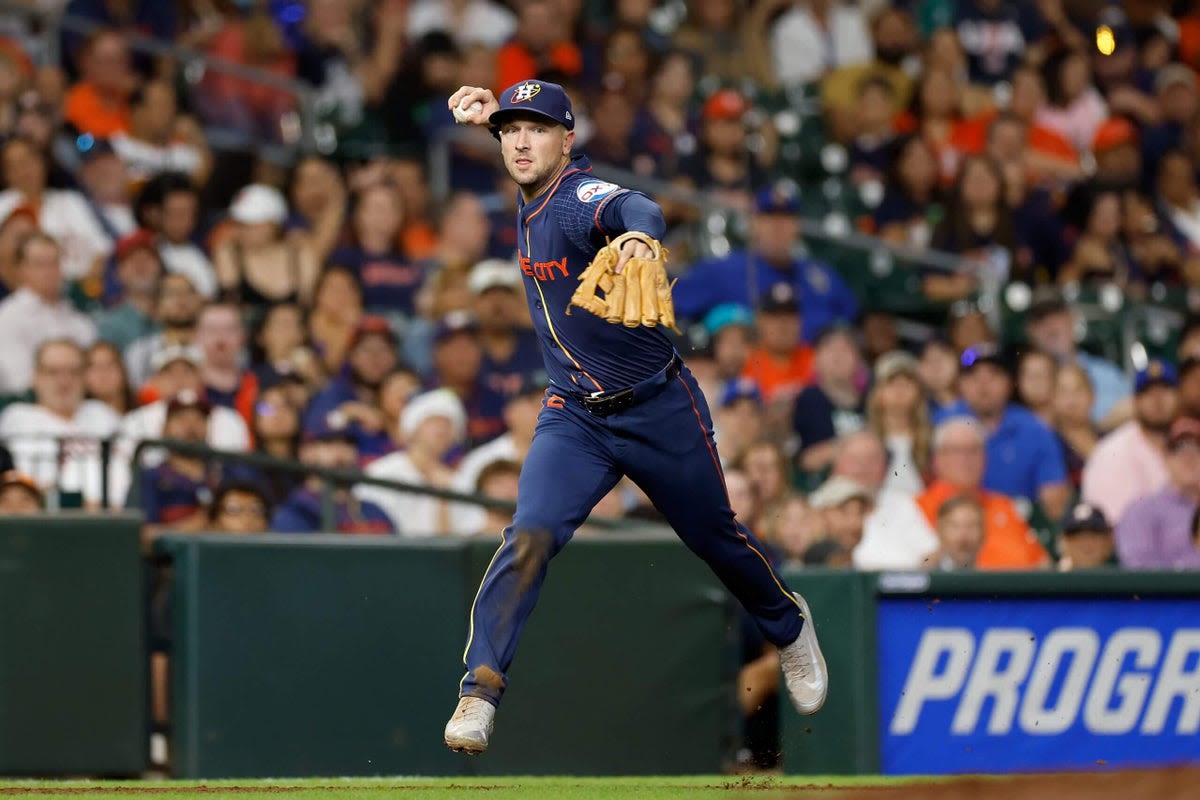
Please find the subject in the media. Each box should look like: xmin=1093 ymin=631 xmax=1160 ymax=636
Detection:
xmin=166 ymin=389 xmax=212 ymax=418
xmin=468 ymin=259 xmax=522 ymax=294
xmin=760 ymin=283 xmax=799 ymax=314
xmin=1027 ymin=287 xmax=1069 ymax=322
xmin=702 ymin=88 xmax=748 ymax=122
xmin=755 ymin=182 xmax=801 ymax=216
xmin=434 ymin=310 xmax=479 ymax=344
xmin=1134 ymin=359 xmax=1177 ymax=393
xmin=489 ymin=80 xmax=575 ymax=134
xmin=1155 ymin=63 xmax=1197 ymax=95
xmin=303 ymin=410 xmax=356 ymax=444
xmin=0 ymin=470 xmax=43 ymax=507
xmin=874 ymin=350 xmax=919 ymax=383
xmin=704 ymin=303 xmax=755 ymax=338
xmin=115 ymin=229 xmax=158 ymax=261
xmin=401 ymin=387 xmax=467 ymax=442
xmin=959 ymin=342 xmax=1007 ymax=373
xmin=350 ymin=315 xmax=398 ymax=348
xmin=1061 ymin=502 xmax=1111 ymax=536
xmin=230 ymin=184 xmax=288 ymax=225
xmin=719 ymin=377 xmax=763 ymax=409
xmin=77 ymin=135 xmax=117 ymax=162
xmin=808 ymin=475 xmax=874 ymax=510
xmin=1167 ymin=416 xmax=1200 ymax=449
xmin=1092 ymin=117 xmax=1138 ymax=153
xmin=151 ymin=344 xmax=204 ymax=373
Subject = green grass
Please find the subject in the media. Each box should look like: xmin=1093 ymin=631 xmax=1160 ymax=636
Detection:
xmin=0 ymin=775 xmax=925 ymax=799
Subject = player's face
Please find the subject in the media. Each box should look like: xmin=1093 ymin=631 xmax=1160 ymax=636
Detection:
xmin=499 ymin=118 xmax=573 ymax=193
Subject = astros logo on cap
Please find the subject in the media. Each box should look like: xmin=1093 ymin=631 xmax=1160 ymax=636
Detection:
xmin=511 ymin=82 xmax=542 ymax=103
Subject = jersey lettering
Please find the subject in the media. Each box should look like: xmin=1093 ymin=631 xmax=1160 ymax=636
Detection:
xmin=520 ymin=256 xmax=569 ymax=281
xmin=575 ymin=180 xmax=619 ymax=203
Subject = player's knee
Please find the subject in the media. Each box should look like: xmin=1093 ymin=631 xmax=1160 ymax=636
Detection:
xmin=507 ymin=527 xmax=555 ymax=591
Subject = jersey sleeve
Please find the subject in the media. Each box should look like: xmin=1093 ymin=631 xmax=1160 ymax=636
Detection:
xmin=553 ymin=180 xmax=666 ymax=252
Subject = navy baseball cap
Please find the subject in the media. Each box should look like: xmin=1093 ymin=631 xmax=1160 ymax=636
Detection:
xmin=1061 ymin=502 xmax=1111 ymax=535
xmin=303 ymin=410 xmax=356 ymax=445
xmin=719 ymin=377 xmax=763 ymax=409
xmin=489 ymin=80 xmax=575 ymax=136
xmin=960 ymin=342 xmax=1007 ymax=373
xmin=755 ymin=182 xmax=801 ymax=215
xmin=1134 ymin=359 xmax=1177 ymax=393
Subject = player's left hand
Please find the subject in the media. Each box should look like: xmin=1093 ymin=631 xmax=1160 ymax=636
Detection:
xmin=613 ymin=238 xmax=652 ymax=275
xmin=569 ymin=232 xmax=679 ymax=333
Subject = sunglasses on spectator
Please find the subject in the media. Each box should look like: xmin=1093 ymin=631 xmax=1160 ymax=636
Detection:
xmin=220 ymin=502 xmax=266 ymax=517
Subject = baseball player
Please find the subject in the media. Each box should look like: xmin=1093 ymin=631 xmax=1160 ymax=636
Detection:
xmin=442 ymin=80 xmax=827 ymax=754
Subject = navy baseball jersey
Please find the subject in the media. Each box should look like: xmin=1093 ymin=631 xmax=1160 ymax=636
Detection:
xmin=515 ymin=154 xmax=673 ymax=393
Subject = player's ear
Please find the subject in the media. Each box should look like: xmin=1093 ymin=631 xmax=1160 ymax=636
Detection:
xmin=562 ymin=129 xmax=575 ymax=156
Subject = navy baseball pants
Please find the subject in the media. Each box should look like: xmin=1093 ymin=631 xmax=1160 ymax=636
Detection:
xmin=459 ymin=361 xmax=805 ymax=706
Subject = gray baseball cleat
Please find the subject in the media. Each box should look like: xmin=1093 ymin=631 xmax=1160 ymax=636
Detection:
xmin=444 ymin=696 xmax=496 ymax=754
xmin=779 ymin=592 xmax=828 ymax=715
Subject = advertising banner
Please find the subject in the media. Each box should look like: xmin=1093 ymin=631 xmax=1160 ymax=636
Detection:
xmin=878 ymin=596 xmax=1200 ymax=774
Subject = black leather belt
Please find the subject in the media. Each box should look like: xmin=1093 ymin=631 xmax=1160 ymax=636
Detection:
xmin=575 ymin=356 xmax=681 ymax=417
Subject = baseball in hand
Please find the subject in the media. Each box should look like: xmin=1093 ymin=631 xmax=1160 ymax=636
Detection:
xmin=454 ymin=99 xmax=484 ymax=123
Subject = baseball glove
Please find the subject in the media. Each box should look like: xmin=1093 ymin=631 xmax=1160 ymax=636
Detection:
xmin=568 ymin=232 xmax=679 ymax=332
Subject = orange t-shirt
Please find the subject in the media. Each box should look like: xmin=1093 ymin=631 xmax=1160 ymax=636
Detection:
xmin=739 ymin=346 xmax=814 ymax=404
xmin=495 ymin=41 xmax=582 ymax=95
xmin=916 ymin=480 xmax=1048 ymax=570
xmin=64 ymin=83 xmax=131 ymax=137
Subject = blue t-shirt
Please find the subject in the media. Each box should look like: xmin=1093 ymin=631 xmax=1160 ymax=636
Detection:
xmin=135 ymin=462 xmax=213 ymax=525
xmin=955 ymin=0 xmax=1046 ymax=85
xmin=302 ymin=376 xmax=393 ymax=460
xmin=673 ymin=251 xmax=860 ymax=343
xmin=269 ymin=487 xmax=394 ymax=534
xmin=479 ymin=330 xmax=545 ymax=398
xmin=934 ymin=402 xmax=1067 ymax=505
xmin=328 ymin=245 xmax=424 ymax=315
xmin=792 ymin=385 xmax=866 ymax=453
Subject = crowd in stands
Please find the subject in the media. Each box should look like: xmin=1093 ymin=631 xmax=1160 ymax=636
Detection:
xmin=0 ymin=0 xmax=1195 ymax=583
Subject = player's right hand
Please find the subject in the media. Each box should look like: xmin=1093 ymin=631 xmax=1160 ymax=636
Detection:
xmin=448 ymin=86 xmax=499 ymax=126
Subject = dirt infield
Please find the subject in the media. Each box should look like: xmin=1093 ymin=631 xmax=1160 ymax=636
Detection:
xmin=812 ymin=766 xmax=1200 ymax=800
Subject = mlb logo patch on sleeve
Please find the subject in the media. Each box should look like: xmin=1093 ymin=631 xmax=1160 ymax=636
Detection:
xmin=576 ymin=180 xmax=620 ymax=202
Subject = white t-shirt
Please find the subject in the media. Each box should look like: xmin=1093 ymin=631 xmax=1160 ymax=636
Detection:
xmin=448 ymin=433 xmax=519 ymax=535
xmin=852 ymin=488 xmax=939 ymax=571
xmin=771 ymin=4 xmax=873 ymax=87
xmin=0 ymin=188 xmax=113 ymax=280
xmin=108 ymin=400 xmax=251 ymax=506
xmin=111 ymin=134 xmax=204 ymax=183
xmin=0 ymin=400 xmax=121 ymax=504
xmin=356 ymin=452 xmax=448 ymax=537
xmin=0 ymin=288 xmax=98 ymax=394
xmin=158 ymin=242 xmax=217 ymax=298
xmin=883 ymin=434 xmax=925 ymax=497
xmin=407 ymin=0 xmax=516 ymax=48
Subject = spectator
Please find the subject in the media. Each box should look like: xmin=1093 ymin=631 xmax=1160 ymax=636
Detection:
xmin=674 ymin=89 xmax=772 ymax=205
xmin=0 ymin=232 xmax=98 ymax=395
xmin=63 ymin=29 xmax=135 ymax=137
xmin=0 ymin=470 xmax=43 ymax=513
xmin=724 ymin=466 xmax=758 ymax=532
xmin=429 ymin=311 xmax=507 ymax=447
xmin=675 ymin=184 xmax=858 ymax=343
xmin=1143 ymin=64 xmax=1200 ymax=178
xmin=285 ymin=156 xmax=348 ymax=267
xmin=1014 ymin=348 xmax=1057 ymax=427
xmin=1182 ymin=318 xmax=1200 ymax=361
xmin=762 ymin=493 xmax=821 ymax=566
xmin=1082 ymin=360 xmax=1178 ymax=526
xmin=0 ymin=204 xmax=37 ymax=298
xmin=136 ymin=391 xmax=219 ymax=536
xmin=842 ymin=430 xmax=939 ymax=571
xmin=84 ymin=341 xmax=135 ymax=416
xmin=793 ymin=325 xmax=866 ymax=474
xmin=358 ymin=388 xmax=467 ymax=536
xmin=738 ymin=284 xmax=812 ymax=416
xmin=927 ymin=493 xmax=986 ymax=571
xmin=1181 ymin=357 xmax=1200 ymax=419
xmin=801 ymin=538 xmax=853 ymax=567
xmin=61 ymin=0 xmax=176 ymax=73
xmin=214 ymin=184 xmax=323 ymax=308
xmin=425 ymin=192 xmax=493 ymax=276
xmin=495 ymin=0 xmax=582 ymax=90
xmin=94 ymin=230 xmax=162 ymax=350
xmin=874 ymin=134 xmax=943 ymax=248
xmin=303 ymin=316 xmax=398 ymax=460
xmin=904 ymin=66 xmax=971 ymax=187
xmin=207 ymin=481 xmax=271 ymax=534
xmin=112 ymin=81 xmax=211 ymax=186
xmin=1058 ymin=502 xmax=1116 ymax=572
xmin=936 ymin=344 xmax=1070 ymax=521
xmin=1122 ymin=188 xmax=1191 ymax=288
xmin=1092 ymin=117 xmax=1142 ymax=188
xmin=1051 ymin=364 xmax=1098 ymax=489
xmin=820 ymin=6 xmax=919 ymax=137
xmin=846 ymin=76 xmax=899 ymax=185
xmin=1058 ymin=184 xmax=1129 ymax=288
xmin=378 ymin=366 xmax=423 ymax=453
xmin=1036 ymin=48 xmax=1107 ymax=155
xmin=76 ymin=137 xmax=136 ymax=241
xmin=704 ymin=304 xmax=755 ymax=395
xmin=1115 ymin=416 xmax=1200 ymax=570
xmin=449 ymin=374 xmax=543 ymax=535
xmin=916 ymin=336 xmax=961 ymax=415
xmin=308 ymin=267 xmax=365 ymax=376
xmin=974 ymin=66 xmax=1080 ymax=184
xmin=125 ymin=272 xmax=202 ymax=389
xmin=270 ymin=414 xmax=394 ymax=535
xmin=193 ymin=302 xmax=256 ymax=424
xmin=471 ymin=458 xmax=521 ymax=537
xmin=769 ymin=0 xmax=872 ymax=88
xmin=250 ymin=302 xmax=325 ymax=396
xmin=954 ymin=0 xmax=1046 ymax=86
xmin=629 ymin=50 xmax=699 ymax=179
xmin=468 ymin=259 xmax=542 ymax=400
xmin=946 ymin=301 xmax=994 ymax=354
xmin=1157 ymin=149 xmax=1200 ymax=252
xmin=330 ymin=181 xmax=423 ymax=317
xmin=927 ymin=155 xmax=1014 ymax=304
xmin=135 ymin=173 xmax=217 ymax=298
xmin=866 ymin=350 xmax=930 ymax=495
xmin=916 ymin=417 xmax=1050 ymax=569
xmin=0 ymin=339 xmax=120 ymax=505
xmin=807 ymin=475 xmax=874 ymax=555
xmin=111 ymin=344 xmax=250 ymax=505
xmin=714 ymin=379 xmax=766 ymax=469
xmin=407 ymin=0 xmax=516 ymax=49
